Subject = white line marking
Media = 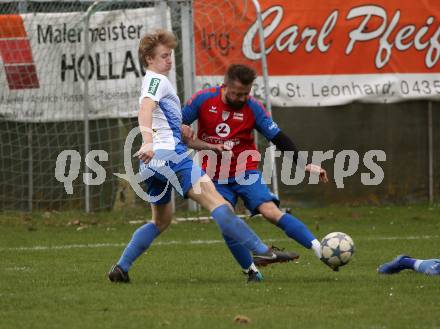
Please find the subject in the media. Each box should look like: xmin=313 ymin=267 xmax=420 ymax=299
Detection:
xmin=369 ymin=235 xmax=439 ymax=241
xmin=0 ymin=235 xmax=438 ymax=252
xmin=1 ymin=238 xmax=279 ymax=252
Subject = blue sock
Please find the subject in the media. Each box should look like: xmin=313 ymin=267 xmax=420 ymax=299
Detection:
xmin=400 ymin=256 xmax=416 ymax=270
xmin=276 ymin=213 xmax=315 ymax=249
xmin=211 ymin=204 xmax=268 ymax=254
xmin=415 ymin=259 xmax=440 ymax=274
xmin=223 ymin=234 xmax=253 ymax=270
xmin=117 ymin=222 xmax=160 ymax=272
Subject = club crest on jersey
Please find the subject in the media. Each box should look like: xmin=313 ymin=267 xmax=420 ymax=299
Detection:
xmin=209 ymin=106 xmax=217 ymax=113
xmin=215 ymin=123 xmax=231 ymax=138
xmin=233 ymin=112 xmax=244 ymax=121
xmin=148 ymin=78 xmax=161 ymax=95
xmin=222 ymin=111 xmax=230 ymax=121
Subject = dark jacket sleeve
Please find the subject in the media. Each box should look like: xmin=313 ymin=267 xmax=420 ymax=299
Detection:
xmin=270 ymin=131 xmax=303 ymax=165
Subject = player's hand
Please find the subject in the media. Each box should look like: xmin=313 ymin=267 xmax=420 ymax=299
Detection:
xmin=212 ymin=142 xmax=233 ymax=156
xmin=181 ymin=124 xmax=195 ymax=143
xmin=305 ymin=164 xmax=329 ymax=183
xmin=135 ymin=143 xmax=155 ymax=164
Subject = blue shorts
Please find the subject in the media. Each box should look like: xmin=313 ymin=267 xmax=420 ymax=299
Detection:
xmin=213 ymin=170 xmax=279 ymax=216
xmin=139 ymin=149 xmax=205 ymax=205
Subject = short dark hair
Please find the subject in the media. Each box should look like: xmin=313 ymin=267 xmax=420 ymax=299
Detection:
xmin=225 ymin=64 xmax=257 ymax=85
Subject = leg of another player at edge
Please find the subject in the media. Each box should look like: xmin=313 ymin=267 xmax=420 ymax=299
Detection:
xmin=187 ymin=175 xmax=269 ymax=255
xmin=415 ymin=259 xmax=440 ymax=275
xmin=117 ymin=203 xmax=172 ymax=272
xmin=258 ymin=202 xmax=322 ymax=258
xmin=410 ymin=258 xmax=440 ymax=275
xmin=380 ymin=256 xmax=440 ymax=275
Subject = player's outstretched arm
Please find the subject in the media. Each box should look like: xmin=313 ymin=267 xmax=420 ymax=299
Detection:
xmin=181 ymin=124 xmax=195 ymax=142
xmin=271 ymin=131 xmax=328 ymax=183
xmin=180 ymin=124 xmax=232 ymax=153
xmin=186 ymin=137 xmax=232 ymax=154
xmin=305 ymin=164 xmax=329 ymax=183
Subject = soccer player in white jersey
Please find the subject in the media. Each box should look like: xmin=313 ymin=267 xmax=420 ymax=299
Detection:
xmin=108 ymin=30 xmax=298 ymax=283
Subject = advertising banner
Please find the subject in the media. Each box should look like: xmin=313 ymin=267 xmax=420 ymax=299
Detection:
xmin=0 ymin=8 xmax=170 ymax=122
xmin=194 ymin=0 xmax=440 ymax=106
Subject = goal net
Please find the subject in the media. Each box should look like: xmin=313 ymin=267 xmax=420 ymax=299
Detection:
xmin=0 ymin=0 xmax=268 ymax=212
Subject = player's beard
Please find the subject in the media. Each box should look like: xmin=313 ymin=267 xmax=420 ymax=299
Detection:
xmin=225 ymin=96 xmax=245 ymax=110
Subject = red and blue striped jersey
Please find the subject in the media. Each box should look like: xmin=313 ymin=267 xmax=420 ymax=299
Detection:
xmin=182 ymin=85 xmax=280 ymax=179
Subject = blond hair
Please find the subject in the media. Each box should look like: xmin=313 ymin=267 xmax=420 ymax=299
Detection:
xmin=138 ymin=29 xmax=177 ymax=68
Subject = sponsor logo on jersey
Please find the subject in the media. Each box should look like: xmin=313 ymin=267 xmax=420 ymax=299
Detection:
xmin=201 ymin=133 xmax=240 ymax=146
xmin=148 ymin=158 xmax=167 ymax=168
xmin=209 ymin=106 xmax=217 ymax=113
xmin=148 ymin=78 xmax=161 ymax=95
xmin=221 ymin=111 xmax=230 ymax=121
xmin=215 ymin=123 xmax=231 ymax=138
xmin=268 ymin=122 xmax=278 ymax=130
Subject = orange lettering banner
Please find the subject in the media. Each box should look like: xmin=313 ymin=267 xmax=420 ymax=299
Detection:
xmin=194 ymin=0 xmax=440 ymax=106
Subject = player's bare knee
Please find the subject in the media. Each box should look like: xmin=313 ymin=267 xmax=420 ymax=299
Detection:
xmin=151 ymin=218 xmax=171 ymax=232
xmin=258 ymin=202 xmax=283 ymax=224
xmin=189 ymin=175 xmax=212 ymax=197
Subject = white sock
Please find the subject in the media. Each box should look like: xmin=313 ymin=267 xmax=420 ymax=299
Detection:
xmin=245 ymin=263 xmax=259 ymax=273
xmin=311 ymin=239 xmax=322 ymax=258
xmin=414 ymin=259 xmax=423 ymax=271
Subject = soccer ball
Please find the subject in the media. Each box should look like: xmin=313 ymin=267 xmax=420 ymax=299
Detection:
xmin=321 ymin=232 xmax=355 ymax=269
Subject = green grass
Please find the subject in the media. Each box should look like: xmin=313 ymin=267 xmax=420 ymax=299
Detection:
xmin=1 ymin=205 xmax=440 ymax=329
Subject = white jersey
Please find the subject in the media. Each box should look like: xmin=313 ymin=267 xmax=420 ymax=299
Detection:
xmin=139 ymin=70 xmax=186 ymax=153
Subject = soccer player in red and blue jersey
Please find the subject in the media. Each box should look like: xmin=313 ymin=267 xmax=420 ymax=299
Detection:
xmin=182 ymin=64 xmax=334 ymax=276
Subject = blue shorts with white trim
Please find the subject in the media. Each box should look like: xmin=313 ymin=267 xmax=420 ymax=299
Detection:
xmin=140 ymin=149 xmax=205 ymax=205
xmin=213 ymin=170 xmax=279 ymax=216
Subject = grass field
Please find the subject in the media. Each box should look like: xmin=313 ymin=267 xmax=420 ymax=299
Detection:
xmin=1 ymin=205 xmax=439 ymax=329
